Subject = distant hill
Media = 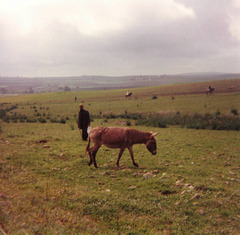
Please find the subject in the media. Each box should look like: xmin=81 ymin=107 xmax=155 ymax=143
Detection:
xmin=0 ymin=72 xmax=240 ymax=94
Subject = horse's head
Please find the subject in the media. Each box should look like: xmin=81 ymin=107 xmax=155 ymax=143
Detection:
xmin=146 ymin=132 xmax=158 ymax=155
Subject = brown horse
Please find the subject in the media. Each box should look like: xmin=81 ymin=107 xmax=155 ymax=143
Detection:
xmin=125 ymin=92 xmax=132 ymax=97
xmin=85 ymin=127 xmax=158 ymax=168
xmin=206 ymin=87 xmax=215 ymax=95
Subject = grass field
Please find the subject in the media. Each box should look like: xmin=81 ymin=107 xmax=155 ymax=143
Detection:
xmin=0 ymin=80 xmax=240 ymax=234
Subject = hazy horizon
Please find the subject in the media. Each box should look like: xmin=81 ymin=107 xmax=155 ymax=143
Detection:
xmin=1 ymin=71 xmax=240 ymax=79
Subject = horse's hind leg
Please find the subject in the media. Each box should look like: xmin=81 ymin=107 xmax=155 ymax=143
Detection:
xmin=88 ymin=151 xmax=93 ymax=166
xmin=89 ymin=144 xmax=101 ymax=168
xmin=92 ymin=151 xmax=98 ymax=168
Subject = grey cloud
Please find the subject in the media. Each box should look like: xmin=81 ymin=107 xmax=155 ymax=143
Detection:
xmin=0 ymin=0 xmax=239 ymax=76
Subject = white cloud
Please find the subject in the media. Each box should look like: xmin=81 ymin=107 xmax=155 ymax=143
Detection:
xmin=229 ymin=0 xmax=240 ymax=41
xmin=0 ymin=0 xmax=195 ymax=36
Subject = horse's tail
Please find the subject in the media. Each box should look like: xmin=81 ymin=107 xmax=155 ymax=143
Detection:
xmin=85 ymin=135 xmax=91 ymax=155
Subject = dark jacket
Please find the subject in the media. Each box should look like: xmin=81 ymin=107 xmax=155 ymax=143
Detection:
xmin=78 ymin=109 xmax=90 ymax=129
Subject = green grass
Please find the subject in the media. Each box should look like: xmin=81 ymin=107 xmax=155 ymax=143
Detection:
xmin=0 ymin=83 xmax=240 ymax=234
xmin=2 ymin=89 xmax=240 ymax=118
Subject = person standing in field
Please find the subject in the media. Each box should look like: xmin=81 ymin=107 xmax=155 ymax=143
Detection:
xmin=78 ymin=104 xmax=90 ymax=141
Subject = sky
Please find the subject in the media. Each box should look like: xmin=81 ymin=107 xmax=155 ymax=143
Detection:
xmin=0 ymin=0 xmax=240 ymax=77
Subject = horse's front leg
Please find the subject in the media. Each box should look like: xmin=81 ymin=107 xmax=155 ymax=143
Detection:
xmin=128 ymin=146 xmax=139 ymax=167
xmin=116 ymin=147 xmax=125 ymax=166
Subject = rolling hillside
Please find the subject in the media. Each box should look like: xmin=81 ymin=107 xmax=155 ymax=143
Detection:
xmin=1 ymin=72 xmax=240 ymax=95
xmin=0 ymin=80 xmax=240 ymax=234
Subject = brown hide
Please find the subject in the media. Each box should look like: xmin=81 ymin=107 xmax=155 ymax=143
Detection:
xmin=85 ymin=127 xmax=158 ymax=168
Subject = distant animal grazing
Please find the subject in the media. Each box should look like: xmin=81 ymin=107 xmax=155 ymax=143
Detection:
xmin=125 ymin=92 xmax=132 ymax=97
xmin=85 ymin=127 xmax=158 ymax=168
xmin=206 ymin=87 xmax=215 ymax=95
xmin=229 ymin=84 xmax=238 ymax=89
